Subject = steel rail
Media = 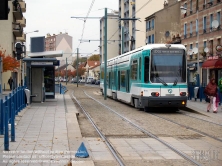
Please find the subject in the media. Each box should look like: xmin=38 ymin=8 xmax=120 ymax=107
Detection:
xmin=71 ymin=92 xmax=125 ymax=166
xmin=149 ymin=113 xmax=222 ymax=143
xmin=180 ymin=111 xmax=222 ymax=127
xmin=84 ymin=91 xmax=202 ymax=166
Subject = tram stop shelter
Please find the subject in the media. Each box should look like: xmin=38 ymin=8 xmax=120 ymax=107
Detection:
xmin=23 ymin=50 xmax=62 ymax=103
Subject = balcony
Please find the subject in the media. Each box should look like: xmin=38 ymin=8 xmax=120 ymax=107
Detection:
xmin=13 ymin=22 xmax=23 ymax=37
xmin=19 ymin=1 xmax=26 ymax=13
xmin=13 ymin=2 xmax=23 ymax=20
xmin=190 ymin=33 xmax=193 ymax=37
xmin=16 ymin=17 xmax=26 ymax=27
xmin=16 ymin=33 xmax=26 ymax=42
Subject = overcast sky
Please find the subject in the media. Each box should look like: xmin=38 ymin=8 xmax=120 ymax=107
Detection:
xmin=24 ymin=0 xmax=118 ymax=60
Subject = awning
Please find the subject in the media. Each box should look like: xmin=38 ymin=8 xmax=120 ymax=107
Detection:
xmin=202 ymin=59 xmax=222 ymax=69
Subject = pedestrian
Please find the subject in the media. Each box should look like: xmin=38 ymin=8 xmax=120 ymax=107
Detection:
xmin=204 ymin=78 xmax=217 ymax=113
xmin=215 ymin=92 xmax=220 ymax=113
xmin=8 ymin=76 xmax=13 ymax=91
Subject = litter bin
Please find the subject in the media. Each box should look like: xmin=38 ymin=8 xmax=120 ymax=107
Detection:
xmin=24 ymin=89 xmax=30 ymax=104
xmin=194 ymin=87 xmax=199 ymax=101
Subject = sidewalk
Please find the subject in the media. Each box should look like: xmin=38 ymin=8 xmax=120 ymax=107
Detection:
xmin=186 ymin=99 xmax=222 ymax=124
xmin=0 ymin=94 xmax=94 ymax=166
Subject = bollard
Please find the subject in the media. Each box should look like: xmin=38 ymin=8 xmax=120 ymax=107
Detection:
xmin=60 ymin=83 xmax=62 ymax=94
xmin=11 ymin=103 xmax=15 ymax=142
xmin=0 ymin=99 xmax=4 ymax=135
xmin=4 ymin=105 xmax=9 ymax=151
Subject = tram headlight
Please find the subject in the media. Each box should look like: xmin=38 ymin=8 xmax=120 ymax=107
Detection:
xmin=182 ymin=101 xmax=186 ymax=105
xmin=151 ymin=92 xmax=159 ymax=97
xmin=180 ymin=92 xmax=186 ymax=96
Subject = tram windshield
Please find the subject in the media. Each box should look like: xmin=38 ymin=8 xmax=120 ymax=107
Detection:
xmin=150 ymin=49 xmax=186 ymax=84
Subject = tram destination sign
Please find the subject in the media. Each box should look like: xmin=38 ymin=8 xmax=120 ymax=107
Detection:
xmin=152 ymin=49 xmax=183 ymax=54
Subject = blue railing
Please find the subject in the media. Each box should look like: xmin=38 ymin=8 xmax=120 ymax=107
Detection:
xmin=0 ymin=86 xmax=26 ymax=150
xmin=188 ymin=85 xmax=222 ymax=104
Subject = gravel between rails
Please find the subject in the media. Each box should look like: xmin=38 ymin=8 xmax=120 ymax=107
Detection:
xmin=150 ymin=112 xmax=222 ymax=138
xmin=83 ymin=87 xmax=202 ymax=138
xmin=71 ymin=87 xmax=146 ymax=137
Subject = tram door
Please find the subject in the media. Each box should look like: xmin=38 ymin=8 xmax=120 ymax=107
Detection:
xmin=126 ymin=70 xmax=130 ymax=93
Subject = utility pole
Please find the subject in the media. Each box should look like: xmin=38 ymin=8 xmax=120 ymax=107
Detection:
xmin=121 ymin=26 xmax=124 ymax=54
xmin=66 ymin=57 xmax=67 ymax=85
xmin=104 ymin=8 xmax=107 ymax=100
xmin=77 ymin=48 xmax=79 ymax=87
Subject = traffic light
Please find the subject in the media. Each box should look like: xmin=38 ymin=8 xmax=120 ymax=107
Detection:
xmin=0 ymin=0 xmax=8 ymax=20
xmin=15 ymin=42 xmax=24 ymax=60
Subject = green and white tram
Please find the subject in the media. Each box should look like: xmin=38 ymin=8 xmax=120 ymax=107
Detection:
xmin=100 ymin=44 xmax=187 ymax=110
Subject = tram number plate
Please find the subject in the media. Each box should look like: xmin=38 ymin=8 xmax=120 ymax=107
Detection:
xmin=165 ymin=94 xmax=175 ymax=96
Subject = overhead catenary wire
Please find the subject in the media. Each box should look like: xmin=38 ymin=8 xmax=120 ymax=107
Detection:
xmin=68 ymin=0 xmax=96 ymax=60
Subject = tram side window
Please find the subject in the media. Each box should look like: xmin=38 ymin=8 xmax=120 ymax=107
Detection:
xmin=144 ymin=57 xmax=149 ymax=83
xmin=131 ymin=60 xmax=138 ymax=80
xmin=120 ymin=71 xmax=126 ymax=88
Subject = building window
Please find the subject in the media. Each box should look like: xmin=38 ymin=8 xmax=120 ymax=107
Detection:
xmin=151 ymin=34 xmax=154 ymax=43
xmin=217 ymin=12 xmax=221 ymax=25
xmin=190 ymin=44 xmax=193 ymax=49
xmin=196 ymin=19 xmax=199 ymax=34
xmin=203 ymin=16 xmax=207 ymax=33
xmin=184 ymin=3 xmax=187 ymax=8
xmin=204 ymin=41 xmax=207 ymax=48
xmin=184 ymin=23 xmax=187 ymax=37
xmin=148 ymin=35 xmax=151 ymax=43
xmin=151 ymin=19 xmax=154 ymax=29
xmin=196 ymin=43 xmax=198 ymax=48
xmin=190 ymin=22 xmax=193 ymax=35
xmin=210 ymin=14 xmax=213 ymax=30
xmin=217 ymin=38 xmax=221 ymax=45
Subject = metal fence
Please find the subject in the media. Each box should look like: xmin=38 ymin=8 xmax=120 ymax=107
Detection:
xmin=0 ymin=86 xmax=26 ymax=150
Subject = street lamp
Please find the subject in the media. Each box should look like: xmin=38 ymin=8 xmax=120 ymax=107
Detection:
xmin=180 ymin=6 xmax=200 ymax=86
xmin=22 ymin=30 xmax=39 ymax=86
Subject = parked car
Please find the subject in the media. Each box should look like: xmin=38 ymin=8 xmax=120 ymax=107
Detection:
xmin=71 ymin=78 xmax=78 ymax=83
xmin=86 ymin=77 xmax=94 ymax=84
xmin=91 ymin=79 xmax=97 ymax=84
xmin=95 ymin=80 xmax=100 ymax=85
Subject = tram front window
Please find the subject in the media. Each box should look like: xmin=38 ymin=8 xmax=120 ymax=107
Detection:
xmin=150 ymin=50 xmax=186 ymax=83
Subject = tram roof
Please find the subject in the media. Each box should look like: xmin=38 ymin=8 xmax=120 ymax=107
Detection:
xmin=105 ymin=44 xmax=186 ymax=63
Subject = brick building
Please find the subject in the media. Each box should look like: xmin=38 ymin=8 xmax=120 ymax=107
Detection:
xmin=181 ymin=0 xmax=222 ymax=85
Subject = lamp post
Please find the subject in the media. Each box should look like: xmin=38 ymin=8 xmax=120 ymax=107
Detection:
xmin=22 ymin=30 xmax=39 ymax=86
xmin=180 ymin=6 xmax=200 ymax=86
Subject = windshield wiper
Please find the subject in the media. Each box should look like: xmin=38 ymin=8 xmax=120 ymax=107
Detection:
xmin=155 ymin=75 xmax=168 ymax=86
xmin=173 ymin=78 xmax=178 ymax=86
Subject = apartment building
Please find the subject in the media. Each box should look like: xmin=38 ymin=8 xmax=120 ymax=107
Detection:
xmin=145 ymin=0 xmax=181 ymax=44
xmin=0 ymin=0 xmax=26 ymax=89
xmin=118 ymin=0 xmax=165 ymax=53
xmin=181 ymin=0 xmax=222 ymax=85
xmin=45 ymin=32 xmax=73 ymax=67
xmin=100 ymin=11 xmax=119 ymax=62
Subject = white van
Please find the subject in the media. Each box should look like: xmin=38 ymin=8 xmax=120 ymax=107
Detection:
xmin=86 ymin=77 xmax=94 ymax=84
